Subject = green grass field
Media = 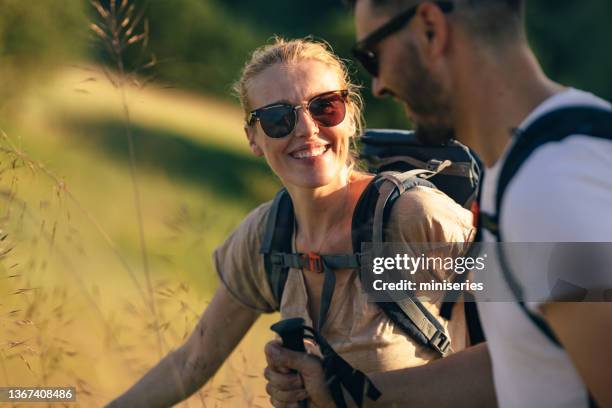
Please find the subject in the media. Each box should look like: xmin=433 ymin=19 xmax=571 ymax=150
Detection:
xmin=0 ymin=65 xmax=282 ymax=407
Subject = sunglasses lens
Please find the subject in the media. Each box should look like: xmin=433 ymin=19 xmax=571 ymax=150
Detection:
xmin=352 ymin=48 xmax=378 ymax=77
xmin=308 ymin=93 xmax=347 ymax=127
xmin=258 ymin=105 xmax=295 ymax=138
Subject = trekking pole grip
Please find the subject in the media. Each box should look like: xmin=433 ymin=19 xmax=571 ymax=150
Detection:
xmin=270 ymin=318 xmax=308 ymax=408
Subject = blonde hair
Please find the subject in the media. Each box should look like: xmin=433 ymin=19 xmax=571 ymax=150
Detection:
xmin=233 ymin=37 xmax=365 ymax=168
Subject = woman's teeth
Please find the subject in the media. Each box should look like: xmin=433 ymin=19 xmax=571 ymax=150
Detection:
xmin=291 ymin=146 xmax=328 ymax=159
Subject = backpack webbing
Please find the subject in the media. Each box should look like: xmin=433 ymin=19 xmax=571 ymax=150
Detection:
xmin=261 ymin=171 xmax=454 ymax=356
xmin=353 ymin=171 xmax=453 ymax=355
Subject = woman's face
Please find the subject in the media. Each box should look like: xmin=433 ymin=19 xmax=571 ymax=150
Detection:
xmin=245 ymin=60 xmax=354 ymax=191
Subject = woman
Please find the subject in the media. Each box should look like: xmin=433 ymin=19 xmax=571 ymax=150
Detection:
xmin=109 ymin=38 xmax=473 ymax=407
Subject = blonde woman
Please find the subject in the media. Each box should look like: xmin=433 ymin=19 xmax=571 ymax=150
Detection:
xmin=109 ymin=38 xmax=473 ymax=407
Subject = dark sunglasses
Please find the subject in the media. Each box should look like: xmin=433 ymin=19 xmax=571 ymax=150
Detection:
xmin=352 ymin=1 xmax=454 ymax=77
xmin=247 ymin=90 xmax=349 ymax=138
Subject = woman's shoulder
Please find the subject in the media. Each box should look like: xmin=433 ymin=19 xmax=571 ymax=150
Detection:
xmin=393 ymin=185 xmax=469 ymax=215
xmin=213 ymin=199 xmax=278 ymax=313
xmin=240 ymin=200 xmax=274 ymax=234
xmin=225 ymin=200 xmax=274 ymax=243
xmin=216 ymin=199 xmax=274 ymax=257
xmin=387 ymin=185 xmax=474 ymax=243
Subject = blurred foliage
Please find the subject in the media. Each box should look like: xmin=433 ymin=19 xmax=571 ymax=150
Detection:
xmin=95 ymin=0 xmax=411 ymax=128
xmin=2 ymin=0 xmax=612 ymax=127
xmin=0 ymin=0 xmax=88 ymax=116
xmin=525 ymin=1 xmax=612 ymax=99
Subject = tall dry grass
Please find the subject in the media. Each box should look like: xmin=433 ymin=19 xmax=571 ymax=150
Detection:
xmin=0 ymin=91 xmax=274 ymax=408
xmin=0 ymin=1 xmax=277 ymax=406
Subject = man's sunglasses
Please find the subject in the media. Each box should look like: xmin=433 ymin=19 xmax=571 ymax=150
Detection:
xmin=247 ymin=90 xmax=349 ymax=138
xmin=352 ymin=1 xmax=454 ymax=77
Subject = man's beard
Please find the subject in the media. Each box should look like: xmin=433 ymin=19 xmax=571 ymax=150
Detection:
xmin=414 ymin=121 xmax=455 ymax=146
xmin=400 ymin=42 xmax=455 ymax=146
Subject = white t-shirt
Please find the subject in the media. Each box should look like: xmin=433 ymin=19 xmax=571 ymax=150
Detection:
xmin=476 ymin=88 xmax=612 ymax=408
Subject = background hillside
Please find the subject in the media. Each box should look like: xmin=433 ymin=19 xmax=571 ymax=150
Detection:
xmin=1 ymin=1 xmax=611 ymax=406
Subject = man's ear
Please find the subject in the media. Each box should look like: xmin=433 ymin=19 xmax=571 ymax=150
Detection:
xmin=415 ymin=2 xmax=450 ymax=61
xmin=244 ymin=125 xmax=264 ymax=157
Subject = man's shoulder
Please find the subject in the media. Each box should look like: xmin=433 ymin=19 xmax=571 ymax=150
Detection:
xmin=499 ymin=88 xmax=612 ymax=241
xmin=520 ymin=88 xmax=611 ymax=129
xmin=502 ymin=135 xmax=612 ymax=241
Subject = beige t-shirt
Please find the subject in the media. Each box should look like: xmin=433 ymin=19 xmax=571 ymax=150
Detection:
xmin=214 ymin=185 xmax=474 ymax=374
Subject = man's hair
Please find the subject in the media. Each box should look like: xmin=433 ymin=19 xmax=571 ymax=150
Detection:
xmin=346 ymin=0 xmax=522 ymax=12
xmin=347 ymin=0 xmax=525 ymax=43
xmin=456 ymin=0 xmax=525 ymax=43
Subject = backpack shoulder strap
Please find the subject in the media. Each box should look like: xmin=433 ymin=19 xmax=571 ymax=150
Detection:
xmin=439 ymin=192 xmax=487 ymax=345
xmin=261 ymin=189 xmax=295 ymax=306
xmin=353 ymin=173 xmax=452 ymax=356
xmin=352 ymin=171 xmax=437 ymax=253
xmin=487 ymin=105 xmax=612 ymax=349
xmin=372 ymin=170 xmax=438 ymax=243
xmin=491 ymin=106 xmax=612 ymax=237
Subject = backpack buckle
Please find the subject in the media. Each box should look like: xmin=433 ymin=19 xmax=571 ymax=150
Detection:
xmin=303 ymin=252 xmax=323 ymax=273
xmin=426 ymin=159 xmax=452 ymax=174
xmin=427 ymin=159 xmax=443 ymax=171
xmin=430 ymin=330 xmax=451 ymax=355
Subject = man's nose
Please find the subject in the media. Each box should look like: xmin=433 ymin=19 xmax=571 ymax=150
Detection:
xmin=372 ymin=77 xmax=395 ymax=99
xmin=371 ymin=77 xmax=386 ymax=98
xmin=293 ymin=106 xmax=319 ymax=138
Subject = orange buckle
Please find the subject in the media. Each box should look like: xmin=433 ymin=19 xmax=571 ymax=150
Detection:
xmin=303 ymin=252 xmax=323 ymax=273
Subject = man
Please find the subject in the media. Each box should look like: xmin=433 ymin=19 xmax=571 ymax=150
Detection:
xmin=264 ymin=1 xmax=612 ymax=407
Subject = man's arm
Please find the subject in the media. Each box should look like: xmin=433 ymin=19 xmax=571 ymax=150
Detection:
xmin=541 ymin=302 xmax=612 ymax=407
xmin=108 ymin=285 xmax=259 ymax=407
xmin=264 ymin=341 xmax=496 ymax=408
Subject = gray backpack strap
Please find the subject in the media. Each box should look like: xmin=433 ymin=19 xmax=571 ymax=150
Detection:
xmin=264 ymin=176 xmax=452 ymax=355
xmin=271 ymin=251 xmax=360 ymax=332
xmin=372 ymin=169 xmax=444 ymax=243
xmin=272 ymin=253 xmax=360 ymax=271
xmin=263 ymin=188 xmax=362 ymax=328
xmin=373 ymin=171 xmax=419 ymax=242
xmin=371 ymin=171 xmax=452 ymax=356
xmin=393 ymin=295 xmax=451 ymax=355
xmin=261 ymin=189 xmax=295 ymax=305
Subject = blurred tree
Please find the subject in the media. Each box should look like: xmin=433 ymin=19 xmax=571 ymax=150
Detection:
xmin=1 ymin=0 xmax=610 ymax=127
xmin=128 ymin=0 xmax=612 ymax=129
xmin=0 ymin=0 xmax=87 ymax=117
xmin=130 ymin=0 xmax=410 ymax=128
xmin=526 ymin=0 xmax=612 ymax=100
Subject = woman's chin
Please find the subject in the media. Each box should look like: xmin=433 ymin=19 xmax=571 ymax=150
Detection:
xmin=285 ymin=169 xmax=346 ymax=191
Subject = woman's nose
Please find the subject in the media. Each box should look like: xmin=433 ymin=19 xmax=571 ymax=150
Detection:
xmin=293 ymin=106 xmax=319 ymax=138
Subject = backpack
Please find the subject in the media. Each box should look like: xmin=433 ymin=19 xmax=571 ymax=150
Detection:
xmin=261 ymin=129 xmax=483 ymax=357
xmin=479 ymin=105 xmax=612 ymax=346
xmin=361 ymin=129 xmax=483 ymax=207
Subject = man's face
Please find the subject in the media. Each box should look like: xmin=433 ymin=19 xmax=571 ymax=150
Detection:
xmin=354 ymin=0 xmax=455 ymax=145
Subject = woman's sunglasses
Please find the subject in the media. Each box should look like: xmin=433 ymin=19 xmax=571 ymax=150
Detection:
xmin=352 ymin=1 xmax=453 ymax=77
xmin=247 ymin=90 xmax=349 ymax=138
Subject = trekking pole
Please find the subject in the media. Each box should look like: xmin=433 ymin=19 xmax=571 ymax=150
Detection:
xmin=271 ymin=318 xmax=308 ymax=408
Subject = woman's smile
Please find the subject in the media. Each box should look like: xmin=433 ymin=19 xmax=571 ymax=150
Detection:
xmin=288 ymin=142 xmax=332 ymax=160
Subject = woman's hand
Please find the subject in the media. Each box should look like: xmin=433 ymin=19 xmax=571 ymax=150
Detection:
xmin=264 ymin=340 xmax=336 ymax=408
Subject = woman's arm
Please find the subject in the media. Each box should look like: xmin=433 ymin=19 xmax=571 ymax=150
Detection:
xmin=107 ymin=285 xmax=260 ymax=407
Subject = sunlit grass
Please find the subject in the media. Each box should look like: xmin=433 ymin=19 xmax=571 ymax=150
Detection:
xmin=0 ymin=64 xmax=281 ymax=407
